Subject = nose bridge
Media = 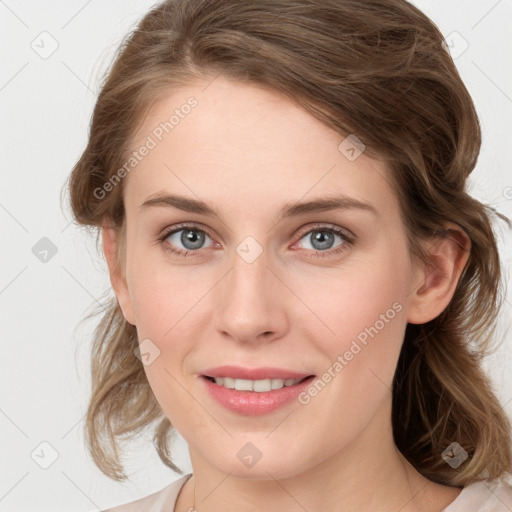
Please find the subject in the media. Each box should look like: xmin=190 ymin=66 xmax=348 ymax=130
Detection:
xmin=231 ymin=245 xmax=268 ymax=300
xmin=213 ymin=238 xmax=287 ymax=341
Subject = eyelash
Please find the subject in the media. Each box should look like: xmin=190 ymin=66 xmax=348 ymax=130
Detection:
xmin=157 ymin=222 xmax=355 ymax=259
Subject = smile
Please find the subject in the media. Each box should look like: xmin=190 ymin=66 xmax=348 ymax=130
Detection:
xmin=201 ymin=373 xmax=316 ymax=415
xmin=205 ymin=376 xmax=309 ymax=392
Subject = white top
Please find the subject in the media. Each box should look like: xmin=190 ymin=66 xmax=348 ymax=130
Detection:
xmin=104 ymin=473 xmax=512 ymax=511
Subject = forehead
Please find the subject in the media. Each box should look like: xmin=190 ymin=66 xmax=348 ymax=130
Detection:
xmin=125 ymin=76 xmax=399 ymax=221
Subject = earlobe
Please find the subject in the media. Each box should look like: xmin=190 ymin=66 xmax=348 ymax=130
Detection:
xmin=101 ymin=224 xmax=136 ymax=326
xmin=407 ymin=225 xmax=471 ymax=325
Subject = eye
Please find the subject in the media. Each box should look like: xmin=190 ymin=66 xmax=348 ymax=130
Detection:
xmin=159 ymin=223 xmax=215 ymax=257
xmin=158 ymin=222 xmax=354 ymax=259
xmin=293 ymin=225 xmax=354 ymax=258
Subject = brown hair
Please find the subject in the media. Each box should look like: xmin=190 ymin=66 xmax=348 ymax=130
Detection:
xmin=66 ymin=0 xmax=512 ymax=485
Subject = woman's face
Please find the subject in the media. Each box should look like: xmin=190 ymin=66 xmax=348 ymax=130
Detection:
xmin=113 ymin=75 xmax=424 ymax=479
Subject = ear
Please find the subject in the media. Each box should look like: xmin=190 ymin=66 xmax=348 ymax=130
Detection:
xmin=101 ymin=224 xmax=136 ymax=326
xmin=407 ymin=224 xmax=471 ymax=324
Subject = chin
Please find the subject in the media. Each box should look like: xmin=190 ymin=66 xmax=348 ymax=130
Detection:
xmin=207 ymin=448 xmax=311 ymax=481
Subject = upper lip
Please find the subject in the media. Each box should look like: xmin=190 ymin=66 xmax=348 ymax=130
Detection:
xmin=202 ymin=365 xmax=314 ymax=381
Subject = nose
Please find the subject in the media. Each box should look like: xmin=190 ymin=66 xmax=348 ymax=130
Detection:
xmin=213 ymin=245 xmax=289 ymax=345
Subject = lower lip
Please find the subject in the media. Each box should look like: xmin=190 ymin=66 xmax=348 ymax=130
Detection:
xmin=201 ymin=375 xmax=315 ymax=416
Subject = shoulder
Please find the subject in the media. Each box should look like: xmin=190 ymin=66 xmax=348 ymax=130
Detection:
xmin=103 ymin=474 xmax=192 ymax=512
xmin=444 ymin=475 xmax=512 ymax=511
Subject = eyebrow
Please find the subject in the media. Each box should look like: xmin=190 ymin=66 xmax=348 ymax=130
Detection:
xmin=139 ymin=193 xmax=378 ymax=220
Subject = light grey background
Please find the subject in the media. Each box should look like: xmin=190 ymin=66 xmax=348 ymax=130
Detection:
xmin=1 ymin=1 xmax=511 ymax=510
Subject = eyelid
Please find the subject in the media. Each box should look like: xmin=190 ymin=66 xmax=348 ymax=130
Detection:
xmin=159 ymin=221 xmax=216 ymax=241
xmin=292 ymin=222 xmax=355 ymax=244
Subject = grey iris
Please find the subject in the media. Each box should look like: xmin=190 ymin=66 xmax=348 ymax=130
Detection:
xmin=311 ymin=231 xmax=334 ymax=250
xmin=182 ymin=230 xmax=205 ymax=250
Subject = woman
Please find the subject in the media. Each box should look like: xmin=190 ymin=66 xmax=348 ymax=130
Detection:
xmin=67 ymin=0 xmax=512 ymax=510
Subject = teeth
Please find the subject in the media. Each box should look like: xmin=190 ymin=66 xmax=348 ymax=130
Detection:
xmin=211 ymin=376 xmax=304 ymax=392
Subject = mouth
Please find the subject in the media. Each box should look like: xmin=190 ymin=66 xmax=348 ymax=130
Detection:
xmin=202 ymin=374 xmax=314 ymax=393
xmin=199 ymin=365 xmax=317 ymax=415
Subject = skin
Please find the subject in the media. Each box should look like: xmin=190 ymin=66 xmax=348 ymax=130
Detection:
xmin=102 ymin=76 xmax=470 ymax=511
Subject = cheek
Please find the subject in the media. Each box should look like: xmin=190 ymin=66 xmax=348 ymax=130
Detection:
xmin=299 ymin=244 xmax=411 ymax=395
xmin=126 ymin=253 xmax=212 ymax=397
xmin=292 ymin=273 xmax=408 ymax=445
xmin=306 ymin=245 xmax=409 ymax=340
xmin=127 ymin=248 xmax=207 ymax=337
xmin=128 ymin=265 xmax=201 ymax=425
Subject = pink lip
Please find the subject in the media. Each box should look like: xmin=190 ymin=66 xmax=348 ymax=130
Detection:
xmin=201 ymin=375 xmax=315 ymax=415
xmin=201 ymin=365 xmax=312 ymax=380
